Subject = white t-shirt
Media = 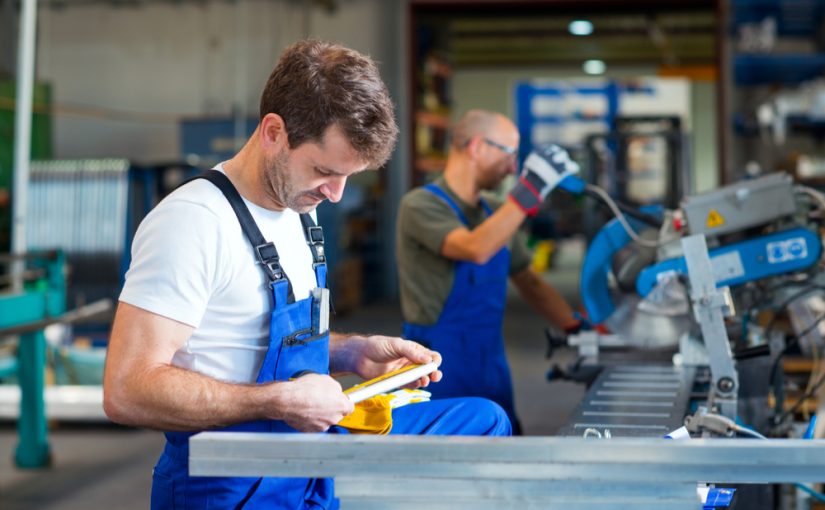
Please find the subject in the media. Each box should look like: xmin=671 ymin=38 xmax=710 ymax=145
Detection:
xmin=119 ymin=166 xmax=318 ymax=383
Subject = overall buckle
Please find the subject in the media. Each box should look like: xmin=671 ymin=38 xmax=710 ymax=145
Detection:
xmin=255 ymin=242 xmax=284 ymax=281
xmin=306 ymin=226 xmax=326 ymax=266
xmin=306 ymin=226 xmax=324 ymax=245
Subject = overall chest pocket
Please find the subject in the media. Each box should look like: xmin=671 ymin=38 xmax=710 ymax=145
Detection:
xmin=269 ymin=290 xmax=331 ymax=381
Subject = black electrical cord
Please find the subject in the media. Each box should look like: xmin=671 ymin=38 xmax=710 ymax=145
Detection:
xmin=770 ymin=311 xmax=825 ymax=424
xmin=769 ymin=310 xmax=825 ymax=383
xmin=776 ymin=370 xmax=825 ymax=425
xmin=751 ymin=277 xmax=821 ymax=312
xmin=764 ymin=286 xmax=825 ymax=420
xmin=580 ymin=188 xmax=664 ymax=228
xmin=763 ymin=285 xmax=825 ymax=339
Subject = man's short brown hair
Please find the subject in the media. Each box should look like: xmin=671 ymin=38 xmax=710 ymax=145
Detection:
xmin=260 ymin=39 xmax=398 ymax=169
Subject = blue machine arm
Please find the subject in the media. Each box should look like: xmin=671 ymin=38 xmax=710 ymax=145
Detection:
xmin=636 ymin=227 xmax=822 ymax=297
xmin=580 ymin=206 xmax=663 ymax=324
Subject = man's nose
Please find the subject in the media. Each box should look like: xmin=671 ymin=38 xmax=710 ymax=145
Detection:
xmin=320 ymin=176 xmax=348 ymax=203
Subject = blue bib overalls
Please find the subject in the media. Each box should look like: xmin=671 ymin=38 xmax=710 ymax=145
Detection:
xmin=150 ymin=172 xmax=512 ymax=510
xmin=402 ymin=184 xmax=521 ymax=434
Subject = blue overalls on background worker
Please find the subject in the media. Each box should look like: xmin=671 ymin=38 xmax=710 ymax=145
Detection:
xmin=397 ymin=109 xmax=584 ymax=435
xmin=403 ymin=185 xmax=517 ymax=428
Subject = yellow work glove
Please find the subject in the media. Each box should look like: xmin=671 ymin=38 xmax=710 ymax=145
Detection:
xmin=338 ymin=389 xmax=431 ymax=435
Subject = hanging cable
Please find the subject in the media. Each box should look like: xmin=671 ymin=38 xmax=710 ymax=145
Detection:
xmin=795 ymin=185 xmax=825 ymax=214
xmin=583 ymin=183 xmax=676 ymax=248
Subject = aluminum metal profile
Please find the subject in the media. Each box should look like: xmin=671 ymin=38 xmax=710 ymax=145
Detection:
xmin=336 ymin=479 xmax=697 ymax=510
xmin=189 ymin=432 xmax=825 ymax=483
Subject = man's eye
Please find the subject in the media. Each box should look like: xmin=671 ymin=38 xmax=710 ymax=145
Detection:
xmin=316 ymin=167 xmax=331 ymax=176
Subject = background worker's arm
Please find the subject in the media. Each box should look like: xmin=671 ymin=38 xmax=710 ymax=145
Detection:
xmin=441 ymin=200 xmax=527 ymax=264
xmin=103 ymin=302 xmax=353 ymax=432
xmin=510 ymin=267 xmax=579 ymax=330
xmin=443 ymin=144 xmax=581 ymax=264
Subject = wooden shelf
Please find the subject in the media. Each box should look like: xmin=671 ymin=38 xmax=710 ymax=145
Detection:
xmin=416 ymin=110 xmax=450 ymax=130
xmin=769 ymin=393 xmax=819 ymax=414
xmin=783 ymin=357 xmax=816 ymax=373
xmin=415 ymin=156 xmax=447 ymax=173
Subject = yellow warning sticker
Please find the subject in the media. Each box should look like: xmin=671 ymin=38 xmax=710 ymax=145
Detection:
xmin=706 ymin=209 xmax=725 ymax=228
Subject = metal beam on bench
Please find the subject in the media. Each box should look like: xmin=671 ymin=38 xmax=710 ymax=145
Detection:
xmin=189 ymin=433 xmax=825 ymax=509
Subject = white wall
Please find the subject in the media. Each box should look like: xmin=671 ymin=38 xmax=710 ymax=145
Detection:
xmin=34 ymin=0 xmax=392 ymax=162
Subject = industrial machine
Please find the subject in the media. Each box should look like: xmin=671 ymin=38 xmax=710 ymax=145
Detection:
xmin=0 ymin=251 xmax=112 ymax=467
xmin=550 ymin=171 xmax=825 ymax=440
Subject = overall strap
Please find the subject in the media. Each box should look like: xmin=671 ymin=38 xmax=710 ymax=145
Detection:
xmin=299 ymin=213 xmax=327 ymax=288
xmin=424 ymin=183 xmax=469 ymax=226
xmin=195 ymin=170 xmax=295 ymax=304
xmin=424 ymin=183 xmax=494 ymax=224
xmin=479 ymin=197 xmax=494 ymax=216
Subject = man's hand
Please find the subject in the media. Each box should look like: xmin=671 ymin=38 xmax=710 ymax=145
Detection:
xmin=275 ymin=374 xmax=354 ymax=432
xmin=509 ymin=144 xmax=580 ymax=216
xmin=331 ymin=334 xmax=442 ymax=388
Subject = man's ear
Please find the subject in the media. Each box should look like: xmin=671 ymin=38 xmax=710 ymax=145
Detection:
xmin=260 ymin=113 xmax=288 ymax=150
xmin=465 ymin=135 xmax=483 ymax=160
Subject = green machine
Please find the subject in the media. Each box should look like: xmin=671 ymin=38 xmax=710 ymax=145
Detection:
xmin=0 ymin=250 xmax=65 ymax=468
xmin=0 ymin=80 xmax=52 ymax=253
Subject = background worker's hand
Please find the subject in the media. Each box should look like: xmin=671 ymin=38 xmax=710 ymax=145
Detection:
xmin=509 ymin=144 xmax=580 ymax=216
xmin=277 ymin=373 xmax=354 ymax=432
xmin=344 ymin=335 xmax=442 ymax=388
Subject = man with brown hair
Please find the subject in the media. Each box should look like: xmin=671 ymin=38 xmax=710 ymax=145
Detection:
xmin=397 ymin=109 xmax=583 ymax=434
xmin=103 ymin=41 xmax=510 ymax=510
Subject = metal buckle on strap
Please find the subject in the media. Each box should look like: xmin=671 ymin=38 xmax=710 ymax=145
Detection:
xmin=255 ymin=242 xmax=284 ymax=281
xmin=312 ymin=244 xmax=326 ymax=268
xmin=306 ymin=226 xmax=324 ymax=245
xmin=306 ymin=225 xmax=326 ymax=266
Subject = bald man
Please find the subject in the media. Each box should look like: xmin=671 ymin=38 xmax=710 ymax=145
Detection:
xmin=396 ymin=109 xmax=583 ymax=433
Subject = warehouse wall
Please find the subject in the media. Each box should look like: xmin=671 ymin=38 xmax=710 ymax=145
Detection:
xmin=34 ymin=0 xmax=395 ymax=162
xmin=691 ymin=80 xmax=718 ymax=192
xmin=452 ymin=67 xmax=719 ymax=194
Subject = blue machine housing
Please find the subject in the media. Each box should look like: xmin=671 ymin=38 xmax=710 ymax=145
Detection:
xmin=581 ymin=216 xmax=822 ymax=324
xmin=580 ymin=206 xmax=663 ymax=324
xmin=636 ymin=227 xmax=822 ymax=297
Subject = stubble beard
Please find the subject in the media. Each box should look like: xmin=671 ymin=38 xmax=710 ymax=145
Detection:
xmin=263 ymin=150 xmax=319 ymax=213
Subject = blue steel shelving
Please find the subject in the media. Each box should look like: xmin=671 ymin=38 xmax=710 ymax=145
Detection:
xmin=732 ymin=0 xmax=825 ymax=86
xmin=514 ymin=80 xmax=656 ymax=164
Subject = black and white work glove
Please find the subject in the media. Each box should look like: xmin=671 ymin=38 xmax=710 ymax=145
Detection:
xmin=509 ymin=144 xmax=580 ymax=216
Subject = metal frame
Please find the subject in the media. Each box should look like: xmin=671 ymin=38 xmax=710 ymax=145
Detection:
xmin=682 ymin=234 xmax=739 ymax=419
xmin=190 ymin=432 xmax=825 ymax=509
xmin=0 ymin=251 xmax=65 ymax=467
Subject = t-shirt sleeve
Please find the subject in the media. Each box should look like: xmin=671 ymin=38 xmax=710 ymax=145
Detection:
xmin=119 ymin=198 xmax=225 ymax=328
xmin=398 ymin=189 xmax=465 ymax=255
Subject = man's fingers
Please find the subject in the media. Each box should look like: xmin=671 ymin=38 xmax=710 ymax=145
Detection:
xmin=392 ymin=338 xmax=435 ymax=364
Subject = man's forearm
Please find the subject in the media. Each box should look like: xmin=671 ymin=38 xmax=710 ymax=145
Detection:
xmin=531 ymin=282 xmax=577 ymax=329
xmin=512 ymin=269 xmax=577 ymax=329
xmin=329 ymin=331 xmax=360 ymax=375
xmin=104 ymin=363 xmax=286 ymax=431
xmin=443 ymin=201 xmax=526 ymax=263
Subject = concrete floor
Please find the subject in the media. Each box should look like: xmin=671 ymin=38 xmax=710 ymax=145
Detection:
xmin=0 ymin=241 xmax=586 ymax=509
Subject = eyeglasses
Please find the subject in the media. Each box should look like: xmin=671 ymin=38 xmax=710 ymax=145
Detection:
xmin=483 ymin=138 xmax=518 ymax=156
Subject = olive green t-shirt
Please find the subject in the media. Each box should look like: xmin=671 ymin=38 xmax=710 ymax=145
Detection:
xmin=396 ymin=176 xmax=533 ymax=326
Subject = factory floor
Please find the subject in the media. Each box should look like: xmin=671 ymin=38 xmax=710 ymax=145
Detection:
xmin=0 ymin=240 xmax=586 ymax=509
